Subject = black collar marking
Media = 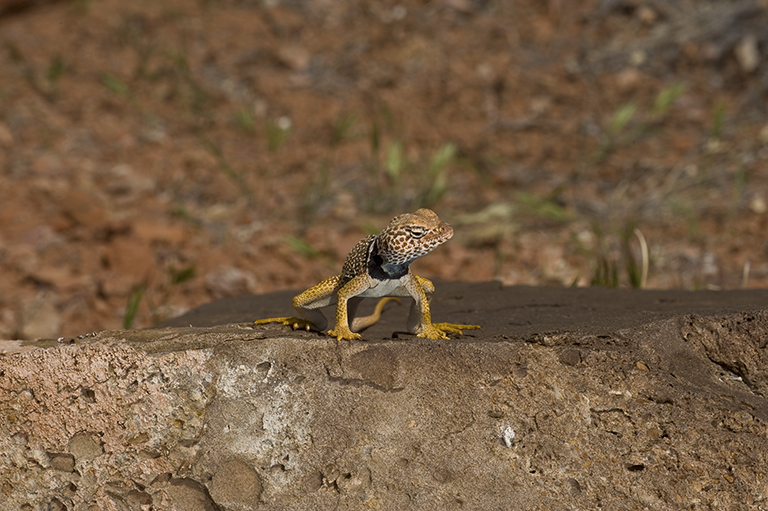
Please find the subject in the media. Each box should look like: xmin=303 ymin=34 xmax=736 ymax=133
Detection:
xmin=366 ymin=237 xmax=409 ymax=281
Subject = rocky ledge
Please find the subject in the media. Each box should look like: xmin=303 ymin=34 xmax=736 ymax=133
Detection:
xmin=2 ymin=282 xmax=768 ymax=510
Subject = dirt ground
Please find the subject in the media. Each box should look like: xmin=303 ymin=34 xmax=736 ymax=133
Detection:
xmin=0 ymin=0 xmax=767 ymax=339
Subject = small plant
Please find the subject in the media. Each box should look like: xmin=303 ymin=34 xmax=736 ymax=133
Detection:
xmin=710 ymin=101 xmax=727 ymax=139
xmin=298 ymin=161 xmax=333 ymax=221
xmin=368 ymin=102 xmax=394 ymax=160
xmin=266 ymin=116 xmax=292 ymax=152
xmin=384 ymin=141 xmax=404 ymax=185
xmin=201 ymin=138 xmax=254 ymax=201
xmin=365 ymin=139 xmax=460 ymax=212
xmin=593 ymin=82 xmax=686 ymax=162
xmin=4 ymin=42 xmax=23 ymax=63
xmin=608 ymin=103 xmax=638 ymax=138
xmin=591 ymin=256 xmax=620 ymax=288
xmin=46 ymin=56 xmax=64 ymax=83
xmin=621 ymin=226 xmax=648 ymax=289
xmin=166 ymin=49 xmax=209 ymax=112
xmin=100 ymin=73 xmax=131 ymax=98
xmin=123 ymin=283 xmax=146 ymax=329
xmin=369 ymin=119 xmax=382 ymax=156
xmin=742 ymin=259 xmax=751 ymax=288
xmin=331 ymin=113 xmax=357 ymax=146
xmin=515 ymin=192 xmax=571 ymax=223
xmin=69 ymin=0 xmax=93 ymax=13
xmin=169 ymin=265 xmax=196 ymax=286
xmin=235 ymin=108 xmax=255 ymax=132
xmin=285 ymin=236 xmax=320 ymax=259
xmin=652 ymin=82 xmax=686 ymax=116
xmin=421 ymin=143 xmax=456 ymax=206
xmin=586 ymin=223 xmax=649 ymax=289
xmin=123 ymin=264 xmax=197 ymax=328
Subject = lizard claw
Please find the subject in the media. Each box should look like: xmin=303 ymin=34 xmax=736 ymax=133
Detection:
xmin=432 ymin=322 xmax=481 ymax=335
xmin=417 ymin=324 xmax=451 ymax=340
xmin=418 ymin=322 xmax=481 ymax=339
xmin=327 ymin=327 xmax=362 ymax=341
xmin=254 ymin=317 xmax=317 ymax=332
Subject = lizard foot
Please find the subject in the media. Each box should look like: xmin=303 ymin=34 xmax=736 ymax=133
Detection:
xmin=254 ymin=317 xmax=316 ymax=331
xmin=417 ymin=322 xmax=481 ymax=340
xmin=327 ymin=326 xmax=362 ymax=341
xmin=432 ymin=322 xmax=481 ymax=335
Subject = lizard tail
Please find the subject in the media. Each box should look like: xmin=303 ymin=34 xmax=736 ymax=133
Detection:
xmin=350 ymin=297 xmax=402 ymax=332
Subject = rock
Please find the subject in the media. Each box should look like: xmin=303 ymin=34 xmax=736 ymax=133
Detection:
xmin=277 ymin=45 xmax=311 ymax=70
xmin=49 ymin=453 xmax=75 ymax=472
xmin=204 ymin=266 xmax=257 ymax=298
xmin=557 ymin=347 xmax=581 ymax=366
xmin=1 ymin=283 xmax=768 ymax=510
xmin=68 ymin=432 xmax=103 ymax=461
xmin=58 ymin=188 xmax=108 ymax=231
xmin=102 ymin=163 xmax=156 ymax=203
xmin=735 ymin=33 xmax=760 ymax=73
xmin=132 ymin=220 xmax=188 ymax=245
xmin=209 ymin=459 xmax=263 ymax=506
xmin=163 ymin=479 xmax=217 ymax=511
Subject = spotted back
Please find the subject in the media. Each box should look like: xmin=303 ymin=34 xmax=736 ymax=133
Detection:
xmin=340 ymin=234 xmax=377 ymax=284
xmin=376 ymin=208 xmax=454 ymax=266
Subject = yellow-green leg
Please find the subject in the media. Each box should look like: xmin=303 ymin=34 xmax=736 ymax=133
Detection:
xmin=254 ymin=275 xmax=340 ymax=333
xmin=327 ymin=275 xmax=375 ymax=341
xmin=406 ymin=274 xmax=481 ymax=340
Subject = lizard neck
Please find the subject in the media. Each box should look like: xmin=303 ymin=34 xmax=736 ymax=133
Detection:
xmin=380 ymin=261 xmax=410 ymax=278
xmin=368 ymin=237 xmax=410 ymax=281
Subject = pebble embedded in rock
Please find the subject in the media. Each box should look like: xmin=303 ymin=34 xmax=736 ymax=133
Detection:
xmin=208 ymin=459 xmax=262 ymax=506
xmin=68 ymin=433 xmax=103 ymax=460
xmin=558 ymin=348 xmax=581 ymax=366
xmin=49 ymin=453 xmax=75 ymax=472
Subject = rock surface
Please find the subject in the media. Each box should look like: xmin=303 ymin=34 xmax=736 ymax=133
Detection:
xmin=2 ymin=282 xmax=768 ymax=510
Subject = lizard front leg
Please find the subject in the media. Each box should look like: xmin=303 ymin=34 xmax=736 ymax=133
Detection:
xmin=254 ymin=275 xmax=340 ymax=332
xmin=405 ymin=274 xmax=481 ymax=339
xmin=328 ymin=274 xmax=376 ymax=341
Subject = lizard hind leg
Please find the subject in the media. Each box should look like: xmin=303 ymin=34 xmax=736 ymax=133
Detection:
xmin=350 ymin=297 xmax=402 ymax=332
xmin=430 ymin=322 xmax=482 ymax=336
xmin=254 ymin=275 xmax=340 ymax=333
xmin=253 ymin=316 xmax=318 ymax=331
xmin=253 ymin=295 xmax=330 ymax=333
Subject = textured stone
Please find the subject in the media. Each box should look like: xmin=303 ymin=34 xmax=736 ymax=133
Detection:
xmin=68 ymin=432 xmax=103 ymax=461
xmin=49 ymin=453 xmax=75 ymax=472
xmin=209 ymin=459 xmax=262 ymax=506
xmin=1 ymin=284 xmax=767 ymax=510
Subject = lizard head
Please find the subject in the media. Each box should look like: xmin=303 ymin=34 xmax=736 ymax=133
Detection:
xmin=377 ymin=208 xmax=454 ymax=265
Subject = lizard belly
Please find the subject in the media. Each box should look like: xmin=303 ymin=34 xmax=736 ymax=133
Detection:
xmin=357 ymin=277 xmax=409 ymax=298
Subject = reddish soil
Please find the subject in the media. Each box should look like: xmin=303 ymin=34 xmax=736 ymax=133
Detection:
xmin=0 ymin=0 xmax=767 ymax=339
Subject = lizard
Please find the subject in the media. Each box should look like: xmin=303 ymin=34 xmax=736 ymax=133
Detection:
xmin=254 ymin=208 xmax=481 ymax=341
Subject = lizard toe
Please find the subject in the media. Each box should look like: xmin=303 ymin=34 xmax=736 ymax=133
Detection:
xmin=432 ymin=322 xmax=481 ymax=335
xmin=328 ymin=327 xmax=362 ymax=341
xmin=417 ymin=325 xmax=451 ymax=340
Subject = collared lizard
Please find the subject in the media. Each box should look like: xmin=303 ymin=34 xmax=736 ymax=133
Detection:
xmin=254 ymin=208 xmax=481 ymax=341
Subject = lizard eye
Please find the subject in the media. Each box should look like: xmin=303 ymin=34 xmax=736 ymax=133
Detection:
xmin=406 ymin=226 xmax=427 ymax=239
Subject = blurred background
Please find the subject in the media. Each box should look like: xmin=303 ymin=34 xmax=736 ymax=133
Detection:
xmin=0 ymin=0 xmax=766 ymax=339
